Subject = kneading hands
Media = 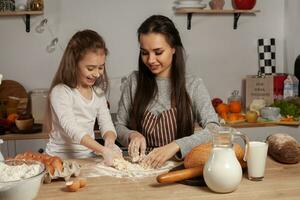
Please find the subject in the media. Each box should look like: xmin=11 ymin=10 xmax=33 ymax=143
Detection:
xmin=128 ymin=131 xmax=180 ymax=168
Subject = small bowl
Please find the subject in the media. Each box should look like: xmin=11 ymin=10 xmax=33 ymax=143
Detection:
xmin=260 ymin=107 xmax=281 ymax=121
xmin=15 ymin=118 xmax=34 ymax=131
xmin=0 ymin=159 xmax=45 ymax=200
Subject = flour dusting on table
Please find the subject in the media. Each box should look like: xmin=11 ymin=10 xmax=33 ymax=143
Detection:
xmin=80 ymin=157 xmax=179 ymax=178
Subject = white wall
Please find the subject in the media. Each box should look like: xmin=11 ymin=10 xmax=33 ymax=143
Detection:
xmin=0 ymin=0 xmax=285 ymax=112
xmin=284 ymin=0 xmax=300 ymax=74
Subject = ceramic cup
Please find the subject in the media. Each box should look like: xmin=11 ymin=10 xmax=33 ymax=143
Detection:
xmin=246 ymin=141 xmax=268 ymax=181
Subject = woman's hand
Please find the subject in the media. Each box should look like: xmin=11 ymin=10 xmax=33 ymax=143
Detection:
xmin=128 ymin=132 xmax=146 ymax=162
xmin=141 ymin=142 xmax=180 ymax=168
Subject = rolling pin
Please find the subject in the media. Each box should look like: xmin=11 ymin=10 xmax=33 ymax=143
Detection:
xmin=156 ymin=166 xmax=203 ymax=183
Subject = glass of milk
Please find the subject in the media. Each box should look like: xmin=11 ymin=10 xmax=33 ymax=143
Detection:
xmin=247 ymin=141 xmax=268 ymax=181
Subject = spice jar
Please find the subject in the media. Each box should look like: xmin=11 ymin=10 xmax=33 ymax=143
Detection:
xmin=30 ymin=0 xmax=43 ymax=11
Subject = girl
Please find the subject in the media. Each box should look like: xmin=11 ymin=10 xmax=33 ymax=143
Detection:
xmin=116 ymin=15 xmax=219 ymax=168
xmin=45 ymin=30 xmax=122 ymax=165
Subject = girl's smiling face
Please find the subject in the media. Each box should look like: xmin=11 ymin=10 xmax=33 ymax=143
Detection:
xmin=139 ymin=33 xmax=175 ymax=78
xmin=77 ymin=49 xmax=106 ymax=88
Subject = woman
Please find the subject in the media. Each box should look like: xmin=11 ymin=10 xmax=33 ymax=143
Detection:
xmin=116 ymin=15 xmax=219 ymax=168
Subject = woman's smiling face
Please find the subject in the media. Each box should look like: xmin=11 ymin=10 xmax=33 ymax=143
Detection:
xmin=139 ymin=33 xmax=175 ymax=78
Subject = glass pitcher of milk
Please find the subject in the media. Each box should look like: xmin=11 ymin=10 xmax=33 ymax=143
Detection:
xmin=203 ymin=126 xmax=249 ymax=193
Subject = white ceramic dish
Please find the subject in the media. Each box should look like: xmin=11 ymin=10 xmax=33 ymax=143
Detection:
xmin=260 ymin=107 xmax=281 ymax=121
xmin=0 ymin=160 xmax=45 ymax=200
xmin=175 ymin=0 xmax=203 ymax=5
xmin=174 ymin=3 xmax=206 ymax=9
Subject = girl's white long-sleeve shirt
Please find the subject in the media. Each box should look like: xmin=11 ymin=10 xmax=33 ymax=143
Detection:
xmin=46 ymin=84 xmax=116 ymax=159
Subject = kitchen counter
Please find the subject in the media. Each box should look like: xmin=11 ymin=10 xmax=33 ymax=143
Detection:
xmin=36 ymin=157 xmax=300 ymax=200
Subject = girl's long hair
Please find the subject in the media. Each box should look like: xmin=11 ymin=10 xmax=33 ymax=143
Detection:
xmin=43 ymin=29 xmax=109 ymax=133
xmin=130 ymin=15 xmax=193 ymax=139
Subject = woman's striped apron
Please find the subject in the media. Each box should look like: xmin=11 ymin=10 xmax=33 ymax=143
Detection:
xmin=141 ymin=108 xmax=177 ymax=150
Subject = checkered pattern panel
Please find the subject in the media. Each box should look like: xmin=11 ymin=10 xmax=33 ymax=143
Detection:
xmin=258 ymin=38 xmax=276 ymax=75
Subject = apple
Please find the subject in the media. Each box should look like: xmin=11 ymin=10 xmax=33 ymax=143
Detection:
xmin=246 ymin=111 xmax=258 ymax=123
xmin=211 ymin=98 xmax=223 ymax=108
xmin=233 ymin=0 xmax=256 ymax=10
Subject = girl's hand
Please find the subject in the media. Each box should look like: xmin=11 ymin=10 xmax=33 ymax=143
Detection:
xmin=101 ymin=147 xmax=123 ymax=166
xmin=141 ymin=142 xmax=180 ymax=168
xmin=128 ymin=132 xmax=146 ymax=162
xmin=105 ymin=140 xmax=123 ymax=157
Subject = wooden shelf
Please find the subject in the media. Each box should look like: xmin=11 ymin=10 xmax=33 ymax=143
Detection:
xmin=0 ymin=10 xmax=44 ymax=32
xmin=175 ymin=9 xmax=260 ymax=30
xmin=0 ymin=10 xmax=43 ymax=16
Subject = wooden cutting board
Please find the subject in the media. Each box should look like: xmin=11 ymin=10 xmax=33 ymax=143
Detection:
xmin=0 ymin=80 xmax=28 ymax=99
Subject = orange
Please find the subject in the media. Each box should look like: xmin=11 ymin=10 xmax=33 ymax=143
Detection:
xmin=220 ymin=112 xmax=228 ymax=120
xmin=7 ymin=113 xmax=18 ymax=123
xmin=229 ymin=101 xmax=242 ymax=113
xmin=228 ymin=113 xmax=239 ymax=121
xmin=216 ymin=103 xmax=229 ymax=114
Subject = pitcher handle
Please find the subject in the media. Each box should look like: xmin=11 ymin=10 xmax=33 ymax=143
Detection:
xmin=233 ymin=131 xmax=249 ymax=161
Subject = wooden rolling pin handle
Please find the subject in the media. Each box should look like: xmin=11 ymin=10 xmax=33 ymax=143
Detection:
xmin=157 ymin=166 xmax=203 ymax=184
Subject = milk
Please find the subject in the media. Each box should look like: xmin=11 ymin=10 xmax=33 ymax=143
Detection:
xmin=247 ymin=141 xmax=268 ymax=181
xmin=203 ymin=147 xmax=242 ymax=193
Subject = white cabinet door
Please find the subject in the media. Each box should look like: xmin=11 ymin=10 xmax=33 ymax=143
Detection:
xmin=15 ymin=139 xmax=48 ymax=155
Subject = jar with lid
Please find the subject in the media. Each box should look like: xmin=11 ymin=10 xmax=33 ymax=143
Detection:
xmin=30 ymin=0 xmax=43 ymax=11
xmin=228 ymin=90 xmax=242 ymax=113
xmin=30 ymin=89 xmax=48 ymax=124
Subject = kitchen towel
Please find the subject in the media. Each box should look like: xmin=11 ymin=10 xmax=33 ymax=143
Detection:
xmin=258 ymin=38 xmax=276 ymax=75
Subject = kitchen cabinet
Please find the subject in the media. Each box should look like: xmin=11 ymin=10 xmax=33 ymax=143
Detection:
xmin=0 ymin=10 xmax=43 ymax=32
xmin=175 ymin=8 xmax=260 ymax=30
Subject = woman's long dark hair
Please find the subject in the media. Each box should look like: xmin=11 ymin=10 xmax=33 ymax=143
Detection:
xmin=130 ymin=15 xmax=193 ymax=139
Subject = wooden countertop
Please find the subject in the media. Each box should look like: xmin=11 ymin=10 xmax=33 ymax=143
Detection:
xmin=36 ymin=157 xmax=300 ymax=200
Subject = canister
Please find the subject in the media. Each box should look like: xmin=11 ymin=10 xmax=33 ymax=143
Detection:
xmin=30 ymin=88 xmax=48 ymax=124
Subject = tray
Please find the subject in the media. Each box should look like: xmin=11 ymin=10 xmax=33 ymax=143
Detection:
xmin=9 ymin=123 xmax=43 ymax=134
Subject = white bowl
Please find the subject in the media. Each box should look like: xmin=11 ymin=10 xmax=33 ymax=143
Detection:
xmin=15 ymin=118 xmax=34 ymax=131
xmin=0 ymin=159 xmax=45 ymax=200
xmin=260 ymin=107 xmax=281 ymax=120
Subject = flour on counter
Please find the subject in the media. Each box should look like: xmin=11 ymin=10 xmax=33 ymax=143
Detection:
xmin=80 ymin=157 xmax=180 ymax=178
xmin=0 ymin=162 xmax=41 ymax=182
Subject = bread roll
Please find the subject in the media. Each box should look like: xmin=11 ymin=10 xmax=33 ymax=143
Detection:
xmin=184 ymin=143 xmax=246 ymax=169
xmin=267 ymin=133 xmax=300 ymax=164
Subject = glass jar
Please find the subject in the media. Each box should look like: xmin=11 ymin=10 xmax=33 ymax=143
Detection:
xmin=30 ymin=89 xmax=48 ymax=124
xmin=30 ymin=0 xmax=43 ymax=11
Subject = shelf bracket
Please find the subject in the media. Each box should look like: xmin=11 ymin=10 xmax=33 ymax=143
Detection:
xmin=187 ymin=13 xmax=192 ymax=30
xmin=233 ymin=13 xmax=241 ymax=30
xmin=25 ymin=14 xmax=30 ymax=32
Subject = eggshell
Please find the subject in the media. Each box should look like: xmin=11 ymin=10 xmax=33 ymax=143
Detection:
xmin=66 ymin=180 xmax=80 ymax=192
xmin=79 ymin=178 xmax=87 ymax=188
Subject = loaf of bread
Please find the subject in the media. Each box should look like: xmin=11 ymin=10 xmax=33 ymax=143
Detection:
xmin=267 ymin=133 xmax=300 ymax=164
xmin=184 ymin=143 xmax=246 ymax=169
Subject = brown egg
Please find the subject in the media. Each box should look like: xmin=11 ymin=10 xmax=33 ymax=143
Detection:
xmin=46 ymin=164 xmax=55 ymax=175
xmin=66 ymin=180 xmax=80 ymax=192
xmin=15 ymin=154 xmax=25 ymax=159
xmin=79 ymin=178 xmax=87 ymax=188
xmin=51 ymin=157 xmax=63 ymax=173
